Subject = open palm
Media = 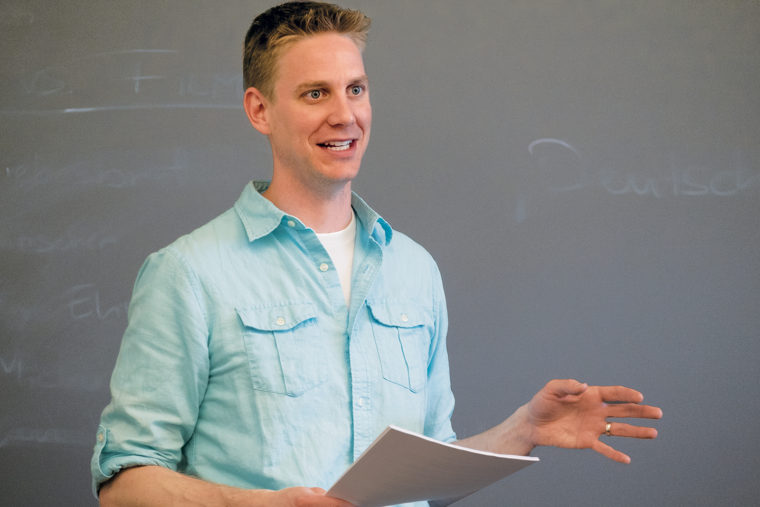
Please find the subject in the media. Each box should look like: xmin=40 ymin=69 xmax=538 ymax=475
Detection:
xmin=526 ymin=379 xmax=662 ymax=463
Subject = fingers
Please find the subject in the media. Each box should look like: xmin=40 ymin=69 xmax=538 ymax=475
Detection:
xmin=545 ymin=378 xmax=588 ymax=398
xmin=284 ymin=487 xmax=355 ymax=506
xmin=596 ymin=385 xmax=663 ymax=425
xmin=592 ymin=419 xmax=660 ymax=463
xmin=591 ymin=440 xmax=631 ymax=464
xmin=606 ymin=402 xmax=663 ymax=420
xmin=597 ymin=385 xmax=644 ymax=403
xmin=328 ymin=498 xmax=355 ymax=506
xmin=327 ymin=498 xmax=355 ymax=507
xmin=604 ymin=421 xmax=658 ymax=439
xmin=308 ymin=489 xmax=354 ymax=506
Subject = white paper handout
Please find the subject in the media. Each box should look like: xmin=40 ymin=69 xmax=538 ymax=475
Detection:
xmin=326 ymin=425 xmax=538 ymax=506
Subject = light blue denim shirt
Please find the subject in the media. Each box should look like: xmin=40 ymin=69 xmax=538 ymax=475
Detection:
xmin=91 ymin=181 xmax=456 ymax=506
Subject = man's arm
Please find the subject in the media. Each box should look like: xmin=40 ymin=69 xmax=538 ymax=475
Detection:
xmin=455 ymin=379 xmax=663 ymax=463
xmin=99 ymin=466 xmax=354 ymax=507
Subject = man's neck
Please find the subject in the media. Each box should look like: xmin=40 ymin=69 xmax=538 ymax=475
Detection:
xmin=262 ymin=175 xmax=354 ymax=233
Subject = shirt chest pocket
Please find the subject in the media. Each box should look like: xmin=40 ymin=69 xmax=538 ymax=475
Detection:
xmin=236 ymin=303 xmax=326 ymax=397
xmin=367 ymin=300 xmax=430 ymax=393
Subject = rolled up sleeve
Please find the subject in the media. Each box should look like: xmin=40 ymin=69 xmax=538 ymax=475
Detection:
xmin=91 ymin=247 xmax=210 ymax=495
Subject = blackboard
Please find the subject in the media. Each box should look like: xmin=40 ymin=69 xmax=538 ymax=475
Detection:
xmin=1 ymin=1 xmax=758 ymax=505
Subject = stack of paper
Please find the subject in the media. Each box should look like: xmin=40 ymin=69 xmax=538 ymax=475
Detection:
xmin=327 ymin=425 xmax=538 ymax=506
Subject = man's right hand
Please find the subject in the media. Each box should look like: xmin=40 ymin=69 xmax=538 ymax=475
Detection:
xmin=98 ymin=466 xmax=355 ymax=507
xmin=274 ymin=487 xmax=354 ymax=506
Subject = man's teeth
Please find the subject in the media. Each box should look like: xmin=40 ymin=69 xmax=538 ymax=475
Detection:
xmin=322 ymin=140 xmax=352 ymax=151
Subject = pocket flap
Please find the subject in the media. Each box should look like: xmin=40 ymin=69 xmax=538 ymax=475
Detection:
xmin=236 ymin=303 xmax=316 ymax=332
xmin=367 ymin=300 xmax=426 ymax=328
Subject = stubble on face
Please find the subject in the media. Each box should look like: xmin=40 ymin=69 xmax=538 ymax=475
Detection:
xmin=264 ymin=33 xmax=372 ymax=199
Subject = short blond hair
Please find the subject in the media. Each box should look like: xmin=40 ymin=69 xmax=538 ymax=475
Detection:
xmin=243 ymin=1 xmax=371 ymax=99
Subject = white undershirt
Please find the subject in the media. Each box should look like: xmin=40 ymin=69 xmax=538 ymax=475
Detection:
xmin=315 ymin=211 xmax=357 ymax=306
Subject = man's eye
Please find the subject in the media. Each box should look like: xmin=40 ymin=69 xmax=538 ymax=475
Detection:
xmin=350 ymin=85 xmax=363 ymax=96
xmin=308 ymin=90 xmax=322 ymax=100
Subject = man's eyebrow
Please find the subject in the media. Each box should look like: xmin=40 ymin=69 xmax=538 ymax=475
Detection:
xmin=294 ymin=81 xmax=329 ymax=94
xmin=294 ymin=75 xmax=369 ymax=94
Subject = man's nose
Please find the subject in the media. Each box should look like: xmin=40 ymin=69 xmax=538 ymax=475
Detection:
xmin=326 ymin=95 xmax=356 ymax=127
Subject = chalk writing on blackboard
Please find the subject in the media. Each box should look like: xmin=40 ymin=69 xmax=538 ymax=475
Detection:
xmin=65 ymin=284 xmax=128 ymax=322
xmin=3 ymin=147 xmax=188 ymax=192
xmin=2 ymin=49 xmax=243 ymax=114
xmin=528 ymin=138 xmax=758 ymax=198
xmin=514 ymin=138 xmax=759 ymax=222
xmin=0 ymin=354 xmax=23 ymax=380
xmin=0 ymin=428 xmax=92 ymax=449
xmin=0 ymin=229 xmax=118 ymax=254
xmin=1 ymin=348 xmax=111 ymax=392
xmin=1 ymin=353 xmax=59 ymax=390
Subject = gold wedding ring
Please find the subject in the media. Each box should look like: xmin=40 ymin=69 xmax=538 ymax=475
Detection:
xmin=604 ymin=422 xmax=612 ymax=437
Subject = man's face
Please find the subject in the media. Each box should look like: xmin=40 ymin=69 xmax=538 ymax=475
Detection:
xmin=261 ymin=32 xmax=371 ymax=192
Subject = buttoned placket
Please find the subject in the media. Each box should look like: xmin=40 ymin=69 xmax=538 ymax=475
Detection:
xmin=285 ymin=217 xmax=345 ymax=311
xmin=283 ymin=213 xmax=387 ymax=461
xmin=346 ymin=232 xmax=383 ymax=461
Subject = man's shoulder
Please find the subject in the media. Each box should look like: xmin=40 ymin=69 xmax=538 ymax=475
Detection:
xmin=386 ymin=228 xmax=432 ymax=257
xmin=369 ymin=226 xmax=446 ymax=307
xmin=156 ymin=206 xmax=244 ymax=265
xmin=159 ymin=181 xmax=267 ymax=261
xmin=382 ymin=227 xmax=441 ymax=276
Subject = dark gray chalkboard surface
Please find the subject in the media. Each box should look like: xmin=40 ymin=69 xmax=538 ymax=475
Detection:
xmin=1 ymin=1 xmax=758 ymax=505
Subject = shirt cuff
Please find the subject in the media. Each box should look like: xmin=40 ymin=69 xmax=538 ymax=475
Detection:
xmin=90 ymin=425 xmax=172 ymax=498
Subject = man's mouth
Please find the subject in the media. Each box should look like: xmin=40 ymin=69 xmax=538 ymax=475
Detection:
xmin=318 ymin=140 xmax=354 ymax=152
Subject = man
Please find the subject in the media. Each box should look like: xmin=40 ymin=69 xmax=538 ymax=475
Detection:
xmin=92 ymin=2 xmax=662 ymax=506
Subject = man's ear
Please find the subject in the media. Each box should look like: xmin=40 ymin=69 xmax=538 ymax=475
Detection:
xmin=244 ymin=87 xmax=272 ymax=135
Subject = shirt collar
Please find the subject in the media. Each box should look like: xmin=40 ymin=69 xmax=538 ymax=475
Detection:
xmin=234 ymin=181 xmax=393 ymax=246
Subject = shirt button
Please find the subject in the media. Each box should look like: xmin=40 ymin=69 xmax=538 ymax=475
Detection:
xmin=401 ymin=313 xmax=409 ymax=322
xmin=319 ymin=263 xmax=329 ymax=272
xmin=287 ymin=220 xmax=296 ymax=228
xmin=275 ymin=317 xmax=286 ymax=326
xmin=357 ymin=397 xmax=367 ymax=408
